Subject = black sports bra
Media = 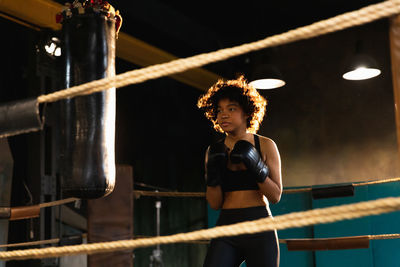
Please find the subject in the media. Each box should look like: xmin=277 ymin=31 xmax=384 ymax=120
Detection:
xmin=220 ymin=134 xmax=262 ymax=192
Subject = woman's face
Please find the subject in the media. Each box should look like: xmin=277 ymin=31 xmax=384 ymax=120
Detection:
xmin=216 ymin=98 xmax=248 ymax=133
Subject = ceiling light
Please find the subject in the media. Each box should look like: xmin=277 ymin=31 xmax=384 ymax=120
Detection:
xmin=44 ymin=37 xmax=62 ymax=57
xmin=249 ymin=64 xmax=285 ymax=90
xmin=342 ymin=54 xmax=381 ymax=81
xmin=249 ymin=78 xmax=286 ymax=89
xmin=342 ymin=67 xmax=381 ymax=80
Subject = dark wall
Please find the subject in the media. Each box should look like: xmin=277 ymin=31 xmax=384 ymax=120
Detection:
xmin=1 ymin=17 xmax=43 ymax=267
xmin=1 ymin=16 xmax=213 ymax=267
xmin=252 ymin=19 xmax=399 ymax=186
xmin=115 ymin=60 xmax=214 ymax=266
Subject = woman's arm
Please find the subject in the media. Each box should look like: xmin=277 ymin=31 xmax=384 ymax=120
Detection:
xmin=257 ymin=138 xmax=282 ymax=204
xmin=204 ymin=146 xmax=224 ymax=210
xmin=206 ymin=186 xmax=223 ymax=210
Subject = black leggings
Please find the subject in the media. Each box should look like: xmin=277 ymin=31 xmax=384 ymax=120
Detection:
xmin=203 ymin=206 xmax=279 ymax=267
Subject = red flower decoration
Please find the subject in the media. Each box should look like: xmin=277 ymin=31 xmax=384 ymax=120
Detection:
xmin=56 ymin=12 xmax=63 ymax=23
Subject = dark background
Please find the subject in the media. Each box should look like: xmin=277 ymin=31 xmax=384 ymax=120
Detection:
xmin=1 ymin=0 xmax=399 ymax=266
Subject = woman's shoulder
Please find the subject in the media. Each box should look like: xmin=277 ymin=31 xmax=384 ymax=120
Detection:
xmin=255 ymin=134 xmax=275 ymax=144
xmin=255 ymin=134 xmax=278 ymax=150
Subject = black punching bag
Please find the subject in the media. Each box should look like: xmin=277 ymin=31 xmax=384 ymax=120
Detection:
xmin=59 ymin=10 xmax=116 ymax=199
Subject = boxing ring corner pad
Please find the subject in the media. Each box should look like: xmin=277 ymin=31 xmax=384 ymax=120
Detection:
xmin=0 ymin=98 xmax=45 ymax=139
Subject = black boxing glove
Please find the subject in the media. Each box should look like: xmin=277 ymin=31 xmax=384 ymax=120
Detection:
xmin=230 ymin=140 xmax=269 ymax=183
xmin=205 ymin=142 xmax=228 ymax=186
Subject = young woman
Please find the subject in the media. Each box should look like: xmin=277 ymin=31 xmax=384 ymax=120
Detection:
xmin=197 ymin=76 xmax=282 ymax=267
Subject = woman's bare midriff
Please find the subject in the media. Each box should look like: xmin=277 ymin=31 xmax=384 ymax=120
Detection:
xmin=222 ymin=190 xmax=267 ymax=209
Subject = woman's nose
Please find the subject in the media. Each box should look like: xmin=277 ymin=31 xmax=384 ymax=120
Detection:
xmin=221 ymin=112 xmax=229 ymax=118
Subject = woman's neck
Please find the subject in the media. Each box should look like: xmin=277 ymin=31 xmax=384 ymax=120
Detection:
xmin=225 ymin=130 xmax=251 ymax=143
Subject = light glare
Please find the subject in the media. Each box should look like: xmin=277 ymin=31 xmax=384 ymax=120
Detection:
xmin=54 ymin=47 xmax=62 ymax=57
xmin=44 ymin=37 xmax=62 ymax=57
xmin=249 ymin=78 xmax=286 ymax=90
xmin=343 ymin=67 xmax=381 ymax=80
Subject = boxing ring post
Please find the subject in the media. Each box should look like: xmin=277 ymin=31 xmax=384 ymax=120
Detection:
xmin=0 ymin=99 xmax=45 ymax=138
xmin=87 ymin=165 xmax=133 ymax=267
xmin=0 ymin=140 xmax=13 ymax=267
xmin=390 ymin=15 xmax=400 ymax=165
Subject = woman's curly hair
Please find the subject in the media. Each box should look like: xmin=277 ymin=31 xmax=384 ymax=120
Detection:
xmin=197 ymin=75 xmax=267 ymax=133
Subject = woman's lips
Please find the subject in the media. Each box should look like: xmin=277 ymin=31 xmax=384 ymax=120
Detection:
xmin=220 ymin=122 xmax=230 ymax=127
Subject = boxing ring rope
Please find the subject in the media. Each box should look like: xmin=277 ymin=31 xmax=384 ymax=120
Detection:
xmin=133 ymin=176 xmax=400 ymax=198
xmin=0 ymin=234 xmax=87 ymax=249
xmin=279 ymin=233 xmax=400 ymax=244
xmin=0 ymin=234 xmax=208 ymax=249
xmin=1 ymin=175 xmax=399 ymax=257
xmin=353 ymin=176 xmax=400 ymax=187
xmin=0 ymin=239 xmax=60 ymax=249
xmin=1 ymin=196 xmax=400 ymax=260
xmin=134 ymin=190 xmax=205 ymax=198
xmin=0 ymin=197 xmax=79 ymax=221
xmin=32 ymin=0 xmax=400 ymax=105
xmin=0 ymin=175 xmax=397 ymax=252
xmin=368 ymin=233 xmax=400 ymax=240
xmin=2 ymin=175 xmax=398 ymax=220
xmin=1 ymin=0 xmax=400 ymax=261
xmin=279 ymin=234 xmax=400 ymax=251
xmin=2 ymin=232 xmax=399 ymax=250
xmin=278 ymin=176 xmax=400 ymax=194
xmin=38 ymin=198 xmax=78 ymax=209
